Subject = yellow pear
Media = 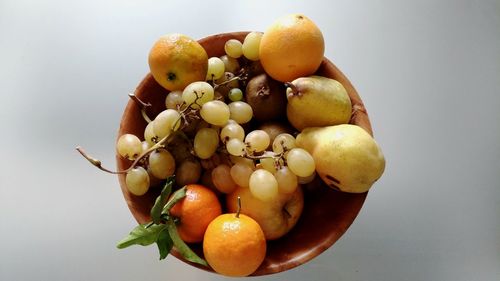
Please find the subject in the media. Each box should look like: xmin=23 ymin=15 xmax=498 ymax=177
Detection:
xmin=286 ymin=76 xmax=351 ymax=131
xmin=296 ymin=124 xmax=385 ymax=193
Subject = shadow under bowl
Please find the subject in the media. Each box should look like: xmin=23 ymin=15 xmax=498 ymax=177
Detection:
xmin=116 ymin=32 xmax=371 ymax=276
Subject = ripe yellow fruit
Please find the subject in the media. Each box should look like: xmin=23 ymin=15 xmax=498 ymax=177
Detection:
xmin=259 ymin=14 xmax=324 ymax=82
xmin=296 ymin=124 xmax=386 ymax=193
xmin=203 ymin=213 xmax=266 ymax=277
xmin=148 ymin=34 xmax=208 ymax=91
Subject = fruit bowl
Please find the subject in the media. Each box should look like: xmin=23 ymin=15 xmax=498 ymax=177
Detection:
xmin=116 ymin=32 xmax=371 ymax=276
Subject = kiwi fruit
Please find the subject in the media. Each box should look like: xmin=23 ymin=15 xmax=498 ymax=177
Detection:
xmin=245 ymin=73 xmax=287 ymax=122
xmin=258 ymin=121 xmax=295 ymax=150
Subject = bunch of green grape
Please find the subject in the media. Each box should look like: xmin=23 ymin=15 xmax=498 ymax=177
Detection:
xmin=216 ymin=128 xmax=316 ymax=201
xmin=116 ymin=31 xmax=316 ymax=202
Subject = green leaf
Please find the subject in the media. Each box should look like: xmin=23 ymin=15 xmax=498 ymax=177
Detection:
xmin=116 ymin=223 xmax=166 ymax=249
xmin=151 ymin=177 xmax=174 ymax=224
xmin=156 ymin=228 xmax=173 ymax=260
xmin=166 ymin=219 xmax=208 ymax=266
xmin=163 ymin=186 xmax=187 ymax=214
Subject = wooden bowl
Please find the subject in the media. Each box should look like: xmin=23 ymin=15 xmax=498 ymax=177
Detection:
xmin=116 ymin=32 xmax=371 ymax=276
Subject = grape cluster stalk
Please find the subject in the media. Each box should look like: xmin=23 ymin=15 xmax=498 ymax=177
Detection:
xmin=76 ymin=31 xmax=317 ymax=214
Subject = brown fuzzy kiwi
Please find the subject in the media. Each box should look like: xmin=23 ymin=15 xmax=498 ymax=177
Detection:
xmin=258 ymin=121 xmax=295 ymax=150
xmin=245 ymin=73 xmax=287 ymax=122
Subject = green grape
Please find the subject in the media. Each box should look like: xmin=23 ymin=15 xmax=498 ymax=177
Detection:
xmin=298 ymin=170 xmax=316 ymax=184
xmin=228 ymin=88 xmax=243 ymax=102
xmin=200 ymin=100 xmax=230 ymax=126
xmin=228 ymin=101 xmax=253 ymax=124
xmin=146 ymin=166 xmax=163 ymax=188
xmin=224 ymin=39 xmax=243 ymax=58
xmin=125 ymin=167 xmax=150 ymax=196
xmin=144 ymin=121 xmax=158 ymax=146
xmin=168 ymin=136 xmax=192 ymax=163
xmin=220 ymin=122 xmax=245 ymax=143
xmin=229 ymin=155 xmax=255 ymax=168
xmin=116 ymin=133 xmax=143 ymax=160
xmin=242 ymin=32 xmax=263 ymax=61
xmin=215 ymin=72 xmax=239 ymax=96
xmin=175 ymin=159 xmax=202 ymax=186
xmin=226 ymin=138 xmax=246 ymax=156
xmin=194 ymin=128 xmax=219 ymax=159
xmin=212 ymin=164 xmax=237 ymax=194
xmin=165 ymin=90 xmax=184 ymax=110
xmin=153 ymin=109 xmax=181 ymax=139
xmin=272 ymin=133 xmax=296 ymax=154
xmin=285 ymin=148 xmax=316 ymax=177
xmin=245 ymin=130 xmax=270 ymax=153
xmin=230 ymin=162 xmax=254 ymax=187
xmin=259 ymin=157 xmax=276 ymax=174
xmin=249 ymin=169 xmax=279 ymax=201
xmin=200 ymin=153 xmax=222 ymax=170
xmin=206 ymin=57 xmax=225 ymax=81
xmin=220 ymin=55 xmax=240 ymax=73
xmin=182 ymin=81 xmax=214 ymax=109
xmin=141 ymin=141 xmax=151 ymax=152
xmin=274 ymin=166 xmax=298 ymax=194
xmin=148 ymin=149 xmax=176 ymax=179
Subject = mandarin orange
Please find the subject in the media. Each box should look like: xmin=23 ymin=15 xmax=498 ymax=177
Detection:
xmin=148 ymin=34 xmax=208 ymax=91
xmin=259 ymin=14 xmax=324 ymax=82
xmin=169 ymin=184 xmax=222 ymax=243
xmin=203 ymin=213 xmax=266 ymax=277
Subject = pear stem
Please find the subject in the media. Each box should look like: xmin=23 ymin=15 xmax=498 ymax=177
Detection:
xmin=284 ymin=82 xmax=300 ymax=96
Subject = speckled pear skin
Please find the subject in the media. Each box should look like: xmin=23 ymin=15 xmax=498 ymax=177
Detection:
xmin=286 ymin=75 xmax=352 ymax=131
xmin=297 ymin=124 xmax=385 ymax=193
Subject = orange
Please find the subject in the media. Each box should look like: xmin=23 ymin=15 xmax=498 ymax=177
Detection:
xmin=169 ymin=184 xmax=222 ymax=243
xmin=203 ymin=213 xmax=266 ymax=277
xmin=148 ymin=34 xmax=208 ymax=91
xmin=259 ymin=14 xmax=325 ymax=82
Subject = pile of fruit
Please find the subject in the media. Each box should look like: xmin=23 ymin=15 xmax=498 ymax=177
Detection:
xmin=78 ymin=14 xmax=385 ymax=277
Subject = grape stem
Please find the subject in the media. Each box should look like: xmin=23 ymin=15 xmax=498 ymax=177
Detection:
xmin=213 ymin=74 xmax=242 ymax=90
xmin=77 ymin=96 xmax=203 ymax=175
xmin=129 ymin=93 xmax=153 ymax=123
xmin=243 ymin=150 xmax=284 ymax=161
xmin=212 ymin=65 xmax=253 ymax=90
xmin=76 ymin=128 xmax=178 ymax=175
xmin=77 ymin=87 xmax=219 ymax=175
xmin=76 ymin=146 xmax=122 ymax=174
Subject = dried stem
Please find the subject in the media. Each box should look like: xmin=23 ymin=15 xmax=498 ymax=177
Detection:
xmin=213 ymin=74 xmax=243 ymax=90
xmin=284 ymin=82 xmax=300 ymax=96
xmin=77 ymin=87 xmax=231 ymax=176
xmin=76 ymin=128 xmax=180 ymax=175
xmin=76 ymin=146 xmax=122 ymax=174
xmin=236 ymin=196 xmax=241 ymax=218
xmin=129 ymin=93 xmax=153 ymax=123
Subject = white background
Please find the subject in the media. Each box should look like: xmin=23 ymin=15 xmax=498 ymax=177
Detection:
xmin=1 ymin=0 xmax=499 ymax=280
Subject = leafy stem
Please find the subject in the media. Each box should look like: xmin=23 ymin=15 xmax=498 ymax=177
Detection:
xmin=150 ymin=178 xmax=175 ymax=224
xmin=117 ymin=183 xmax=206 ymax=265
xmin=166 ymin=219 xmax=207 ymax=266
